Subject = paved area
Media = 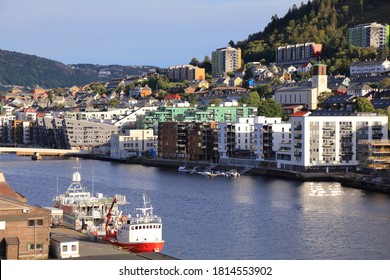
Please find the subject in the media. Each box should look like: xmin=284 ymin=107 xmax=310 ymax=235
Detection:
xmin=50 ymin=226 xmax=177 ymax=260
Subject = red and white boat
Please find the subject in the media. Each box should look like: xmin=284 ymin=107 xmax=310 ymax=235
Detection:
xmin=105 ymin=194 xmax=164 ymax=253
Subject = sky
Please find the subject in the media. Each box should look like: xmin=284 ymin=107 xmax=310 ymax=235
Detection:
xmin=0 ymin=0 xmax=305 ymax=67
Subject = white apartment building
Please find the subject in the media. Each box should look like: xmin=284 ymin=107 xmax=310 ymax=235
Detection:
xmin=254 ymin=120 xmax=291 ymax=162
xmin=65 ymin=108 xmax=130 ymax=122
xmin=277 ymin=111 xmax=389 ymax=172
xmin=350 ymin=59 xmax=390 ymax=76
xmin=110 ymin=129 xmax=157 ymax=159
xmin=218 ymin=116 xmax=285 ymax=159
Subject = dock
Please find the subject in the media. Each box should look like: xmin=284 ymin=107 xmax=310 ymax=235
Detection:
xmin=49 ymin=226 xmax=177 ymax=260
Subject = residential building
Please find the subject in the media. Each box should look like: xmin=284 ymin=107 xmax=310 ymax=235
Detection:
xmin=350 ymin=59 xmax=390 ymax=76
xmin=275 ymin=43 xmax=322 ymax=65
xmin=0 ymin=172 xmax=51 ymax=259
xmin=358 ymin=140 xmax=390 ymax=171
xmin=347 ymin=83 xmax=373 ymax=96
xmin=212 ymin=46 xmax=242 ymax=77
xmin=110 ymin=129 xmax=157 ymax=159
xmin=157 ymin=122 xmax=217 ymax=161
xmin=277 ymin=111 xmax=389 ymax=172
xmin=167 ymin=65 xmax=205 ymax=81
xmin=274 ymin=63 xmax=331 ymax=110
xmin=63 ymin=118 xmax=118 ymax=149
xmin=143 ymin=105 xmax=257 ymax=130
xmin=348 ymin=22 xmax=390 ymax=50
xmin=218 ymin=116 xmax=288 ymax=161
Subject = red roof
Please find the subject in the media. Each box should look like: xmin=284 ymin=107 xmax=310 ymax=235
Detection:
xmin=290 ymin=111 xmax=310 ymax=117
xmin=164 ymin=94 xmax=181 ymax=100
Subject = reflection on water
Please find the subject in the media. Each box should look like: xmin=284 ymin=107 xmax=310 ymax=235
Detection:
xmin=307 ymin=182 xmax=345 ymax=197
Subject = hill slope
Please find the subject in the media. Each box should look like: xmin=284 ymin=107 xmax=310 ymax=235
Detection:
xmin=237 ymin=0 xmax=390 ymax=74
xmin=0 ymin=49 xmax=155 ymax=88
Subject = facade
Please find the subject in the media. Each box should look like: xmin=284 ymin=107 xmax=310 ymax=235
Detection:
xmin=0 ymin=172 xmax=50 ymax=260
xmin=277 ymin=111 xmax=389 ymax=172
xmin=350 ymin=59 xmax=390 ymax=76
xmin=143 ymin=105 xmax=257 ymax=130
xmin=274 ymin=63 xmax=331 ymax=110
xmin=212 ymin=46 xmax=242 ymax=77
xmin=110 ymin=129 xmax=157 ymax=159
xmin=358 ymin=140 xmax=390 ymax=171
xmin=218 ymin=117 xmax=289 ymax=161
xmin=63 ymin=118 xmax=118 ymax=149
xmin=348 ymin=22 xmax=390 ymax=50
xmin=167 ymin=65 xmax=206 ymax=81
xmin=158 ymin=122 xmax=217 ymax=161
xmin=275 ymin=43 xmax=322 ymax=65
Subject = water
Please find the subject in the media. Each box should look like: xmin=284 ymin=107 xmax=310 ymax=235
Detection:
xmin=1 ymin=154 xmax=390 ymax=260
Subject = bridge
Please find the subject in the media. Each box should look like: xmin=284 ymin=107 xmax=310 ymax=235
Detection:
xmin=0 ymin=147 xmax=82 ymax=159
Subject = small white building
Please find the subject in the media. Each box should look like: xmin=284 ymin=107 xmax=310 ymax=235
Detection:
xmin=110 ymin=129 xmax=157 ymax=159
xmin=49 ymin=235 xmax=80 ymax=259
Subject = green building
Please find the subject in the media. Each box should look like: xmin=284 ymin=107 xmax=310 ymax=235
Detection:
xmin=348 ymin=22 xmax=389 ymax=50
xmin=143 ymin=105 xmax=258 ymax=129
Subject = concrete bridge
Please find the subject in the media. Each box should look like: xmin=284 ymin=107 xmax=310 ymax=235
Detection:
xmin=0 ymin=147 xmax=82 ymax=159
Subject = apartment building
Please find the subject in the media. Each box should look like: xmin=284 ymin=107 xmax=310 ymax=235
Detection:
xmin=275 ymin=42 xmax=322 ymax=65
xmin=212 ymin=46 xmax=242 ymax=77
xmin=218 ymin=116 xmax=288 ymax=160
xmin=158 ymin=122 xmax=217 ymax=161
xmin=277 ymin=111 xmax=389 ymax=172
xmin=63 ymin=119 xmax=117 ymax=149
xmin=350 ymin=59 xmax=390 ymax=76
xmin=143 ymin=105 xmax=257 ymax=130
xmin=167 ymin=65 xmax=206 ymax=81
xmin=348 ymin=22 xmax=390 ymax=50
xmin=110 ymin=129 xmax=157 ymax=159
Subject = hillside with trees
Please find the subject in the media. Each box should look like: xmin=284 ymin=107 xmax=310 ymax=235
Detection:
xmin=0 ymin=49 xmax=156 ymax=88
xmin=236 ymin=0 xmax=390 ymax=75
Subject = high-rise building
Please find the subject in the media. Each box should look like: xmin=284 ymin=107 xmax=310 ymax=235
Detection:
xmin=167 ymin=65 xmax=205 ymax=82
xmin=212 ymin=46 xmax=242 ymax=77
xmin=275 ymin=42 xmax=322 ymax=65
xmin=348 ymin=22 xmax=390 ymax=50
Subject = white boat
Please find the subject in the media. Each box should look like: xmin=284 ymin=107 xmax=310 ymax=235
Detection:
xmin=178 ymin=165 xmax=190 ymax=173
xmin=52 ymin=170 xmax=127 ymax=231
xmin=104 ymin=194 xmax=164 ymax=253
xmin=225 ymin=169 xmax=240 ymax=177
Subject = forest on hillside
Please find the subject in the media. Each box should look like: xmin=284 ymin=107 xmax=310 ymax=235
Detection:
xmin=236 ymin=0 xmax=390 ymax=75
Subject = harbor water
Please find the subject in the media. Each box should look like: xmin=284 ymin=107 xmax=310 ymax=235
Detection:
xmin=1 ymin=154 xmax=390 ymax=260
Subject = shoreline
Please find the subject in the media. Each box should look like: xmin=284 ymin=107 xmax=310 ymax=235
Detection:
xmin=72 ymin=154 xmax=390 ymax=195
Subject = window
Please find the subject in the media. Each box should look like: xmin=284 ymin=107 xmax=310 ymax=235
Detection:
xmin=28 ymin=220 xmax=35 ymax=227
xmin=62 ymin=245 xmax=68 ymax=252
xmin=71 ymin=245 xmax=77 ymax=251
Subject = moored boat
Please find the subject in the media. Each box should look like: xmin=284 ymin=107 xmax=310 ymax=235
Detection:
xmin=52 ymin=170 xmax=127 ymax=231
xmin=104 ymin=194 xmax=164 ymax=253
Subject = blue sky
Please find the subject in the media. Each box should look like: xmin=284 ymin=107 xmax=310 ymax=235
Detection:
xmin=0 ymin=0 xmax=305 ymax=67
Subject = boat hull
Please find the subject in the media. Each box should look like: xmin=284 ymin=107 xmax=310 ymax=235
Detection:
xmin=109 ymin=240 xmax=165 ymax=253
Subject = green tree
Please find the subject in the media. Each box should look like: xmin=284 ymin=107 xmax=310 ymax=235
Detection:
xmin=189 ymin=58 xmax=200 ymax=67
xmin=209 ymin=98 xmax=222 ymax=106
xmin=258 ymin=99 xmax=284 ymax=118
xmin=379 ymin=78 xmax=390 ymax=89
xmin=352 ymin=97 xmax=375 ymax=112
xmin=107 ymin=98 xmax=120 ymax=108
xmin=249 ymin=91 xmax=262 ymax=107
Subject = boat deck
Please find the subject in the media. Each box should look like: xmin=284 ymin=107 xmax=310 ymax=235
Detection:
xmin=49 ymin=226 xmax=177 ymax=260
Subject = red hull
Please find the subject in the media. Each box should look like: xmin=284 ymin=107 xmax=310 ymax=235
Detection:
xmin=108 ymin=240 xmax=164 ymax=253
